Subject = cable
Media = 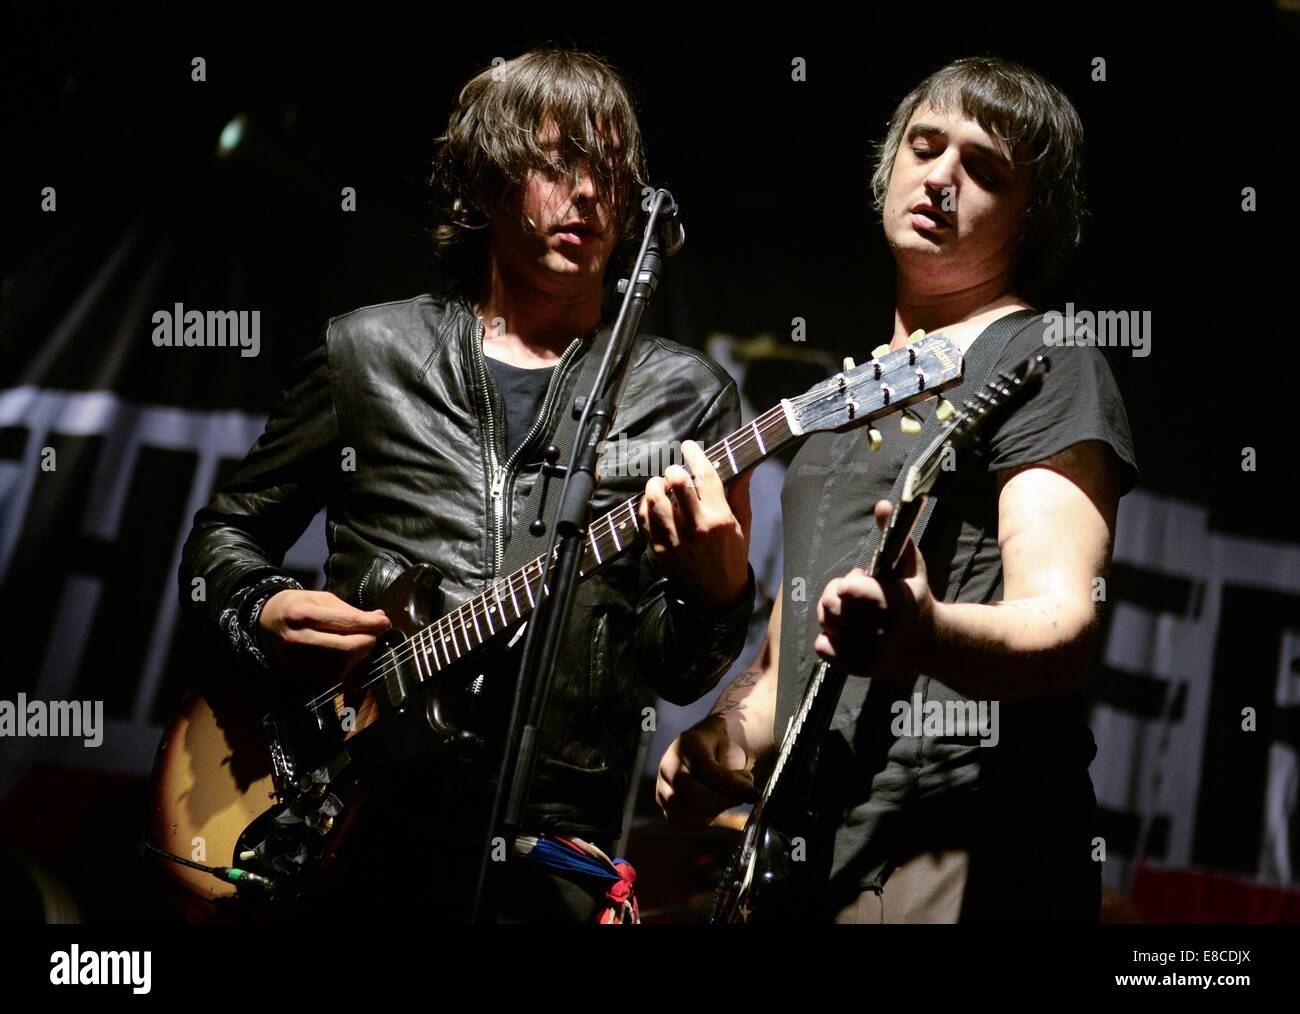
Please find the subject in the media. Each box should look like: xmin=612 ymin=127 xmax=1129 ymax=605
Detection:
xmin=140 ymin=834 xmax=278 ymax=891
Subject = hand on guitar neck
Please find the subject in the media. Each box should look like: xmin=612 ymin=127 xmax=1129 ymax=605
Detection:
xmin=638 ymin=439 xmax=753 ymax=614
xmin=812 ymin=499 xmax=937 ymax=683
xmin=657 ymin=495 xmax=935 ymax=833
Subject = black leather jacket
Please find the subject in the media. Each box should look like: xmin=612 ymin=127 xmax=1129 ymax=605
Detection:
xmin=179 ymin=293 xmax=754 ymax=841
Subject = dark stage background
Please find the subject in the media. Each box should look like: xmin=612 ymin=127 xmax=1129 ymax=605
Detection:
xmin=1 ymin=5 xmax=1297 ymax=923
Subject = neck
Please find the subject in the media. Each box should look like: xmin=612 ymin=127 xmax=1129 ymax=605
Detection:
xmin=891 ymin=267 xmax=1027 ymax=343
xmin=475 ymin=253 xmax=604 ymax=357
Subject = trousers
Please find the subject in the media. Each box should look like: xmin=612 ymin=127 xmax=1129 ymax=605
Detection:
xmin=832 ymin=835 xmax=1101 ymax=924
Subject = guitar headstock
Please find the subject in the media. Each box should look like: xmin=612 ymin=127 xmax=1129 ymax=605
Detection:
xmin=786 ymin=335 xmax=963 ymax=437
xmin=903 ymin=352 xmax=1051 ymax=502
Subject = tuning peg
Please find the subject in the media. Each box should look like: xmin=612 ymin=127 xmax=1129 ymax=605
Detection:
xmin=935 ymin=398 xmax=955 ymax=422
xmin=900 ymin=408 xmax=924 ymax=435
xmin=871 ymin=343 xmax=891 ymax=359
xmin=907 ymin=329 xmax=927 ymax=344
xmin=866 ymin=427 xmax=883 ymax=451
xmin=842 ymin=356 xmax=856 ymax=371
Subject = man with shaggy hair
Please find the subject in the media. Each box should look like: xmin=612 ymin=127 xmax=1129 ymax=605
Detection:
xmin=659 ymin=57 xmax=1138 ymax=923
xmin=181 ymin=49 xmax=754 ymax=923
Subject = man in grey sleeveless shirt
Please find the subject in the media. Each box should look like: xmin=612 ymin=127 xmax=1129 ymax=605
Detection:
xmin=658 ymin=57 xmax=1137 ymax=923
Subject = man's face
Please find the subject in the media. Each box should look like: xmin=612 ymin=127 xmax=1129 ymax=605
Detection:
xmin=491 ymin=124 xmax=622 ymax=293
xmin=882 ymin=101 xmax=1033 ymax=289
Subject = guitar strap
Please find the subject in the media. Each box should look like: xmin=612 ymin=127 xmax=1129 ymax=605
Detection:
xmin=498 ymin=326 xmax=617 ymax=576
xmin=853 ymin=309 xmax=1042 ymax=579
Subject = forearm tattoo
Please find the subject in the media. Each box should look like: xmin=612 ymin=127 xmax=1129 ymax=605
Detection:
xmin=711 ymin=668 xmax=764 ymax=716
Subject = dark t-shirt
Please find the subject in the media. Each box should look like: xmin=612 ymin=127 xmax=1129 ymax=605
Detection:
xmin=775 ymin=311 xmax=1139 ymax=899
xmin=485 ymin=356 xmax=557 ymax=459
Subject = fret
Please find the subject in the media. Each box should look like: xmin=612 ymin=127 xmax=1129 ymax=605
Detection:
xmin=413 ymin=632 xmax=430 ymax=682
xmin=415 ymin=630 xmax=431 ymax=675
xmin=366 ymin=400 xmax=805 ymax=709
xmin=768 ymin=664 xmax=822 ymax=792
xmin=424 ymin=630 xmax=440 ymax=675
xmin=328 ymin=342 xmax=984 ymax=797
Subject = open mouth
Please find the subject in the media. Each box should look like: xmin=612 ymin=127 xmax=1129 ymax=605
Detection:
xmin=910 ymin=204 xmax=951 ymax=230
xmin=554 ymin=222 xmax=594 ymax=243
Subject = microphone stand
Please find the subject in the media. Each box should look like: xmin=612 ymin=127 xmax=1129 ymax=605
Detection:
xmin=471 ymin=190 xmax=683 ymax=923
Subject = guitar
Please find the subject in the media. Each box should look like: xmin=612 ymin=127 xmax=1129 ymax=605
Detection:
xmin=712 ymin=352 xmax=1051 ymax=924
xmin=147 ymin=335 xmax=963 ymax=921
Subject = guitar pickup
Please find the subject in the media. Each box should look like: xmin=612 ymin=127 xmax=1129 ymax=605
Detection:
xmin=262 ymin=713 xmax=299 ymax=797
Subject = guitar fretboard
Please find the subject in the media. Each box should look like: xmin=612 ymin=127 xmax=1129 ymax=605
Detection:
xmin=307 ymin=334 xmax=966 ymax=734
xmin=763 ymin=660 xmax=830 ymax=807
xmin=751 ymin=353 xmax=1051 ymax=817
xmin=370 ymin=404 xmax=797 ymax=688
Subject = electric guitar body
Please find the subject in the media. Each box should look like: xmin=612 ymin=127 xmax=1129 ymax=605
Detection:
xmin=149 ymin=563 xmax=513 ymax=921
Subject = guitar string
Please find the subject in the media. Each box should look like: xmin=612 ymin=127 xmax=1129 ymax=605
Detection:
xmin=306 ymin=405 xmax=782 ymax=713
xmin=351 ymin=350 xmax=958 ymax=695
xmin=319 ymin=373 xmax=903 ymax=709
xmin=723 ymin=366 xmax=1043 ymax=913
xmin=304 ymin=404 xmax=789 ymax=713
xmin=740 ymin=364 xmax=1037 ymax=805
xmin=303 ymin=353 xmax=952 ymax=717
xmin=303 ymin=347 xmax=953 ymax=717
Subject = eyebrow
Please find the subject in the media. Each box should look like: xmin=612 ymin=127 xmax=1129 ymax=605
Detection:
xmin=906 ymin=123 xmax=1013 ymax=169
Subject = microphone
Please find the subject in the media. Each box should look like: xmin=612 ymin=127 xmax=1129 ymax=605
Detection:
xmin=654 ymin=189 xmax=685 ymax=257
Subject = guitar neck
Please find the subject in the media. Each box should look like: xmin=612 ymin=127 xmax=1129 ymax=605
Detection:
xmin=746 ymin=351 xmax=1053 ymax=832
xmin=385 ymin=403 xmax=800 ymax=677
xmin=761 ymin=491 xmax=926 ymax=816
xmin=867 ymin=492 xmax=927 ymax=581
xmin=319 ymin=334 xmax=966 ymax=740
xmin=368 ymin=334 xmax=966 ymax=683
xmin=758 ymin=657 xmax=844 ymax=818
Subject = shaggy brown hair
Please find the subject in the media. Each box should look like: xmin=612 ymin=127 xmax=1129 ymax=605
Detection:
xmin=428 ymin=49 xmax=650 ymax=300
xmin=870 ymin=56 xmax=1086 ymax=298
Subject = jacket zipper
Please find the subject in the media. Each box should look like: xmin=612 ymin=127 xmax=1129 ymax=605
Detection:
xmin=469 ymin=317 xmax=583 ymax=576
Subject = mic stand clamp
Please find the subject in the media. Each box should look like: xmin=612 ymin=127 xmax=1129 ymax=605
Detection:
xmin=528 ymin=445 xmax=567 ymax=537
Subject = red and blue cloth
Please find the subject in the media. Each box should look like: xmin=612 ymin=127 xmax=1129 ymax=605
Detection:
xmin=513 ymin=834 xmax=639 ymax=924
